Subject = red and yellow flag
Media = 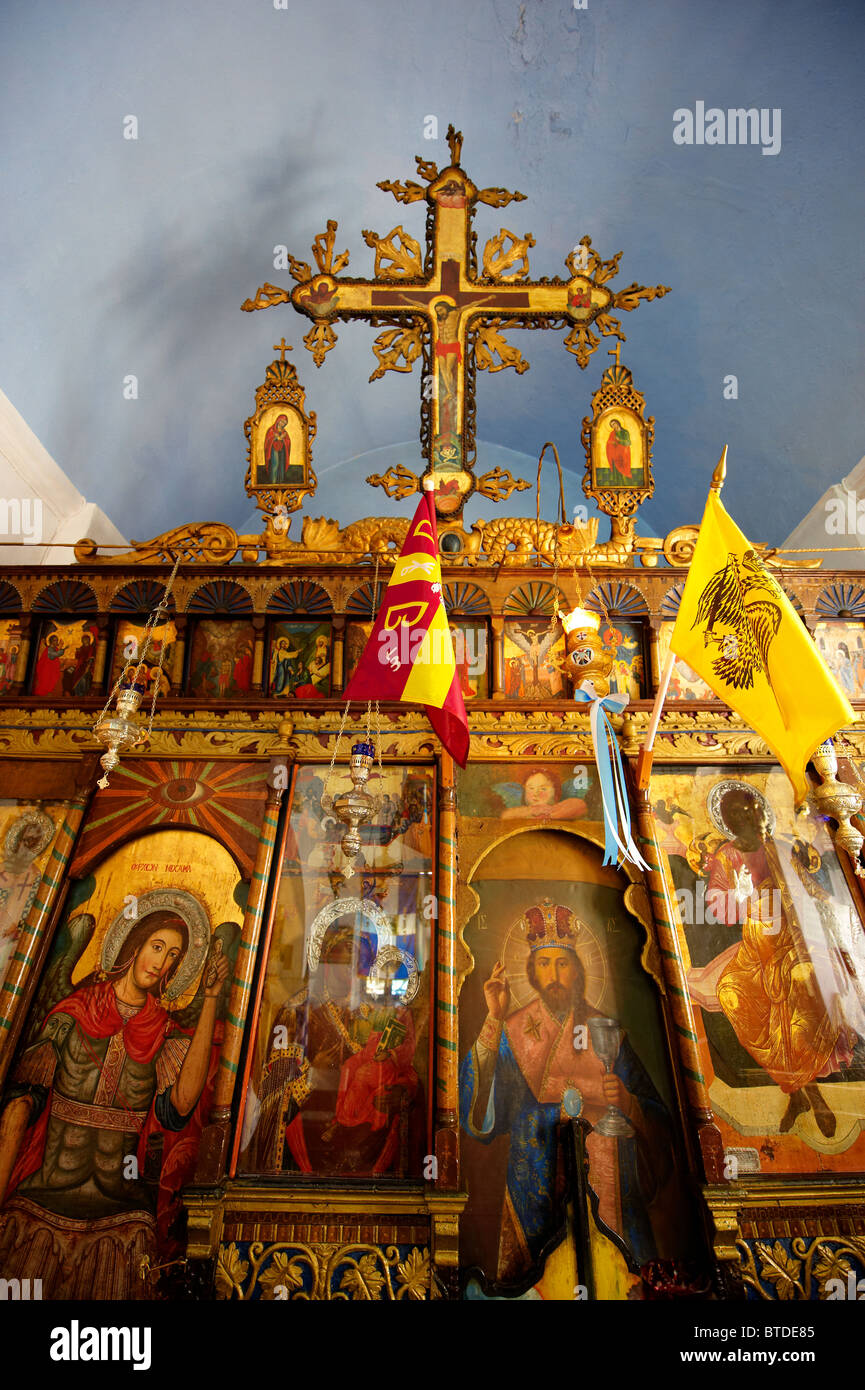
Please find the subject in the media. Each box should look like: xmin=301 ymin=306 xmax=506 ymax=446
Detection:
xmin=344 ymin=484 xmax=469 ymax=766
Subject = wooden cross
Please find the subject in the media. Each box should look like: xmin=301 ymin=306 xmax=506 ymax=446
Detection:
xmin=607 ymin=342 xmax=622 ymax=367
xmin=272 ymin=338 xmax=293 ymax=362
xmin=243 ymin=126 xmax=670 ymax=519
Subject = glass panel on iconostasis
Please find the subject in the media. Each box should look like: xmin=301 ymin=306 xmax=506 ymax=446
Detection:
xmin=656 ymin=622 xmax=715 ymax=701
xmin=651 ymin=764 xmax=865 ymax=1175
xmin=814 ymin=620 xmax=865 ymax=700
xmin=238 ymin=763 xmax=435 ymax=1180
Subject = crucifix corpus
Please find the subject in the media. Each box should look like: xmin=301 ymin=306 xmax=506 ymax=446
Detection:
xmin=242 ymin=125 xmax=671 ymax=522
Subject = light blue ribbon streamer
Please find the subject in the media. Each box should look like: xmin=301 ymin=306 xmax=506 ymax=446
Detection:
xmin=574 ymin=681 xmax=649 ymax=871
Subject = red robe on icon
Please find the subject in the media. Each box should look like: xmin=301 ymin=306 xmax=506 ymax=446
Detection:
xmin=606 ymin=423 xmax=632 ymax=480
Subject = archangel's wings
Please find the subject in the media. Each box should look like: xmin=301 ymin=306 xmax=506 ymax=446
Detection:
xmin=172 ymin=919 xmax=241 ymax=1030
xmin=536 ymin=629 xmax=559 ymax=661
xmin=24 ymin=911 xmax=95 ymax=1046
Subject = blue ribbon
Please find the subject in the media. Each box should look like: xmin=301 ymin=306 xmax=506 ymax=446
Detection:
xmin=574 ymin=682 xmax=648 ymax=871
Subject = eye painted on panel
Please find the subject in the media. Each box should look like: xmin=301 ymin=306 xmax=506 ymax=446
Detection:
xmin=161 ymin=778 xmax=210 ymax=806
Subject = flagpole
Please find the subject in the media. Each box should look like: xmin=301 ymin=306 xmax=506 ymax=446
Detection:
xmin=636 ymin=446 xmax=728 ymax=791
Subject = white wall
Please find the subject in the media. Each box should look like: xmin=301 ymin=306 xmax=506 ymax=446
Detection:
xmin=0 ymin=388 xmax=128 ymax=565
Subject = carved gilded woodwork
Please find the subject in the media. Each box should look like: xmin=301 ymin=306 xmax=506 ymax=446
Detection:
xmin=704 ymin=1180 xmax=865 ymax=1300
xmin=581 ymin=352 xmax=655 ymax=551
xmin=240 ymin=123 xmax=670 ymax=519
xmin=243 ymin=342 xmax=318 ymax=519
xmin=368 ymin=320 xmax=424 ymax=382
xmin=215 ymin=1239 xmax=433 ymax=1301
xmin=0 ymin=705 xmax=863 ymax=763
xmin=184 ymin=1183 xmax=467 ymax=1301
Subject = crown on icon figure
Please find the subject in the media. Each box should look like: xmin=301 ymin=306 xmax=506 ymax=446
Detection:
xmin=519 ymin=898 xmax=583 ymax=953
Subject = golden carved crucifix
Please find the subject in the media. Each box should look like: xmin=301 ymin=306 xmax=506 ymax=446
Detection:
xmin=242 ymin=125 xmax=670 ymax=521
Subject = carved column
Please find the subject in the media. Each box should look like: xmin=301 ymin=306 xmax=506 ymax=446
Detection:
xmin=632 ymin=784 xmax=725 ymax=1182
xmin=170 ymin=616 xmax=187 ymax=691
xmin=252 ymin=616 xmax=266 ymax=691
xmin=332 ymin=616 xmax=345 ymax=692
xmin=11 ymin=616 xmax=31 ymax=697
xmin=92 ymin=618 xmax=111 ymax=690
xmin=434 ymin=753 xmax=460 ymax=1190
xmin=0 ymin=759 xmax=97 ymax=1081
xmin=648 ymin=617 xmax=663 ymax=690
xmin=490 ymin=617 xmax=505 ymax=701
xmin=195 ymin=762 xmax=286 ymax=1182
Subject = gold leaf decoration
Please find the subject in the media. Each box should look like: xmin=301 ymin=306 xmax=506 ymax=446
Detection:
xmin=214 ymin=1242 xmax=249 ymax=1300
xmin=475 ymin=321 xmax=530 ymax=375
xmin=756 ymin=1241 xmax=802 ymax=1300
xmin=481 ymin=229 xmax=535 ymax=282
xmin=339 ymin=1253 xmax=386 ymax=1301
xmin=362 ymin=226 xmax=423 ymax=280
xmin=303 ymin=322 xmax=338 ymax=367
xmin=258 ymin=1251 xmax=306 ymax=1300
xmin=369 ymin=324 xmax=423 ymax=381
xmin=814 ymin=1247 xmax=852 ymax=1298
xmin=395 ymin=1247 xmax=430 ymax=1300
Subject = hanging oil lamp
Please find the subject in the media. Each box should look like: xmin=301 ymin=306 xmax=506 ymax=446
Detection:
xmin=809 ymin=740 xmax=865 ymax=875
xmin=322 ymin=740 xmax=379 ymax=875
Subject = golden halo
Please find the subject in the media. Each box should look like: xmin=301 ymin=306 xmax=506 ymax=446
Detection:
xmin=502 ymin=905 xmax=607 ymax=1013
xmin=99 ymin=889 xmax=211 ymax=1003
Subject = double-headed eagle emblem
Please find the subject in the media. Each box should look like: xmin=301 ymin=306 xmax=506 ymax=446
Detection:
xmin=692 ymin=549 xmax=785 ymax=691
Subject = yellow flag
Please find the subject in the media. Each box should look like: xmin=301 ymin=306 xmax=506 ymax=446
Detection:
xmin=670 ymin=487 xmax=854 ymax=804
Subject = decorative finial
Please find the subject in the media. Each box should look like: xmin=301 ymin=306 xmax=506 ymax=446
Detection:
xmin=710 ymin=445 xmax=728 ymax=494
xmin=273 ymin=338 xmax=294 ymax=362
xmin=607 ymin=342 xmax=623 ymax=367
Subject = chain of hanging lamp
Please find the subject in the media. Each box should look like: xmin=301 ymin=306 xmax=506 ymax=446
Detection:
xmin=91 ymin=551 xmax=183 ymax=788
xmin=321 ymin=552 xmax=384 ymax=878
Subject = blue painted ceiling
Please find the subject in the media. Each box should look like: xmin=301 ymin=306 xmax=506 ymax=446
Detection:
xmin=1 ymin=0 xmax=863 ymax=549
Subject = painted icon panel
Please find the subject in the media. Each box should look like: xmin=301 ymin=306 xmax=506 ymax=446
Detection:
xmin=187 ymin=620 xmax=256 ymax=698
xmin=598 ymin=620 xmax=646 ymax=699
xmin=268 ymin=621 xmax=331 ymax=698
xmin=0 ymin=828 xmax=243 ymax=1298
xmin=591 ymin=406 xmax=645 ymax=490
xmin=31 ymin=619 xmax=98 ymax=698
xmin=455 ymin=822 xmax=698 ymax=1299
xmin=110 ymin=618 xmax=177 ymax=696
xmin=0 ymin=620 xmax=23 ymax=694
xmin=503 ymin=619 xmax=567 ymax=699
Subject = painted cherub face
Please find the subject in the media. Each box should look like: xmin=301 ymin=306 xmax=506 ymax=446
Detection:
xmin=524 ymin=773 xmax=556 ymax=807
